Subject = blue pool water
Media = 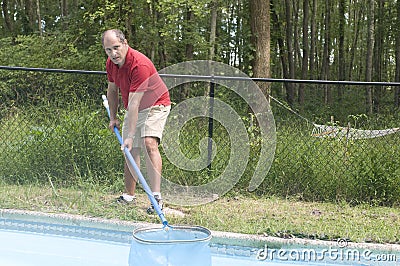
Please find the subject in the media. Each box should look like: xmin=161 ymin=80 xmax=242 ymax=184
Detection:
xmin=0 ymin=216 xmax=399 ymax=266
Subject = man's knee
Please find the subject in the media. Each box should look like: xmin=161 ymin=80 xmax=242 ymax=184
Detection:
xmin=143 ymin=137 xmax=160 ymax=153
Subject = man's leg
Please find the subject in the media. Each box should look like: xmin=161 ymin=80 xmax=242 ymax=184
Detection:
xmin=140 ymin=105 xmax=170 ymax=212
xmin=143 ymin=137 xmax=162 ymax=193
xmin=124 ymin=147 xmax=141 ymax=196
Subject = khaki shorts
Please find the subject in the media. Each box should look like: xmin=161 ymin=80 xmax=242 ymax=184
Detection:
xmin=122 ymin=105 xmax=171 ymax=148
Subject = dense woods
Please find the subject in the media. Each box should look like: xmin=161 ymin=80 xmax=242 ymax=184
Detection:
xmin=1 ymin=0 xmax=400 ymax=112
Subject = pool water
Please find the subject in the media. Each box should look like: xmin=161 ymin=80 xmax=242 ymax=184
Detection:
xmin=0 ymin=217 xmax=398 ymax=266
xmin=0 ymin=229 xmax=335 ymax=266
xmin=0 ymin=230 xmax=128 ymax=266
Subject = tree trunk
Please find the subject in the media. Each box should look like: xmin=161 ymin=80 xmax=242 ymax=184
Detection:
xmin=249 ymin=0 xmax=271 ymax=97
xmin=337 ymin=0 xmax=345 ymax=101
xmin=25 ymin=0 xmax=36 ymax=34
xmin=37 ymin=0 xmax=42 ymax=36
xmin=2 ymin=0 xmax=14 ymax=37
xmin=209 ymin=1 xmax=217 ymax=61
xmin=299 ymin=0 xmax=309 ymax=106
xmin=60 ymin=0 xmax=68 ymax=30
xmin=309 ymin=0 xmax=317 ymax=79
xmin=365 ymin=0 xmax=375 ymax=114
xmin=321 ymin=0 xmax=332 ymax=104
xmin=284 ymin=0 xmax=295 ymax=105
xmin=293 ymin=0 xmax=301 ymax=70
xmin=234 ymin=4 xmax=243 ymax=70
xmin=271 ymin=0 xmax=290 ymax=82
xmin=185 ymin=9 xmax=194 ymax=61
xmin=373 ymin=0 xmax=385 ymax=113
xmin=348 ymin=3 xmax=363 ymax=81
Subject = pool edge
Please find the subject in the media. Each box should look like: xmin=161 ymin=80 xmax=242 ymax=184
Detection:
xmin=1 ymin=208 xmax=399 ymax=253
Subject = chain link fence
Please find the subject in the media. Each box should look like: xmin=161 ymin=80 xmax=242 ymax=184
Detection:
xmin=1 ymin=67 xmax=399 ymax=206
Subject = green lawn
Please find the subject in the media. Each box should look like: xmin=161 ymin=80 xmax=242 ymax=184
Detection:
xmin=1 ymin=183 xmax=399 ymax=245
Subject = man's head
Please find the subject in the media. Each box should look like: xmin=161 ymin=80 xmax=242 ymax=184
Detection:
xmin=102 ymin=29 xmax=129 ymax=67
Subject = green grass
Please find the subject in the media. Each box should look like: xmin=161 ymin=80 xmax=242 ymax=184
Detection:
xmin=1 ymin=95 xmax=400 ymax=247
xmin=1 ymin=182 xmax=399 ymax=245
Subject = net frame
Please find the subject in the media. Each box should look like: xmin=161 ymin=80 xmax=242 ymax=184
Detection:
xmin=132 ymin=225 xmax=212 ymax=244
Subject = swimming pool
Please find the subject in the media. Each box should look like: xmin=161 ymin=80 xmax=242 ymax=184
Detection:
xmin=1 ymin=210 xmax=399 ymax=266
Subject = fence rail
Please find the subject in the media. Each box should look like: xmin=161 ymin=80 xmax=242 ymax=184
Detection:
xmin=3 ymin=65 xmax=400 ymax=86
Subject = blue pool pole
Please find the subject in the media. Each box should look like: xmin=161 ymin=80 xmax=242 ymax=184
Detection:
xmin=102 ymin=95 xmax=169 ymax=227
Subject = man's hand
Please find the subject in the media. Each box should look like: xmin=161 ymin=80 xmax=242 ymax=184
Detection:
xmin=122 ymin=136 xmax=134 ymax=151
xmin=108 ymin=119 xmax=120 ymax=131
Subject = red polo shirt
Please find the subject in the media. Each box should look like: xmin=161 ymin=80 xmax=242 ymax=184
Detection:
xmin=106 ymin=47 xmax=170 ymax=110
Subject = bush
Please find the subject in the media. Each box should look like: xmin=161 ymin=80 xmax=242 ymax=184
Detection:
xmin=0 ymin=100 xmax=123 ymax=186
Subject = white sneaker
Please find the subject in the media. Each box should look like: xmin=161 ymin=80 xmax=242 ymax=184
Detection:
xmin=116 ymin=194 xmax=136 ymax=204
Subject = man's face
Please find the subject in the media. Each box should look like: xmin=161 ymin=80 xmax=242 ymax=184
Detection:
xmin=103 ymin=33 xmax=128 ymax=67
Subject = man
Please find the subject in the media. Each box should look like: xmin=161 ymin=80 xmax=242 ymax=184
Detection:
xmin=102 ymin=29 xmax=171 ymax=213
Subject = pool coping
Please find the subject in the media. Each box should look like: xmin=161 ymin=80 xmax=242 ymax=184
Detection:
xmin=1 ymin=208 xmax=399 ymax=254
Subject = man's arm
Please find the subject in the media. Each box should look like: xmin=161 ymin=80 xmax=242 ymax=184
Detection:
xmin=123 ymin=91 xmax=144 ymax=151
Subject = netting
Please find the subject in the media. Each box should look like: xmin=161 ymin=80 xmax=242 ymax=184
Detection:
xmin=312 ymin=124 xmax=400 ymax=139
xmin=129 ymin=226 xmax=212 ymax=266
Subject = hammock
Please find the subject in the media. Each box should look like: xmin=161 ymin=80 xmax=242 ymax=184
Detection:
xmin=269 ymin=95 xmax=400 ymax=140
xmin=312 ymin=124 xmax=400 ymax=140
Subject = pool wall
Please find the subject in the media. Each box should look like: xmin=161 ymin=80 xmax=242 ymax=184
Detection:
xmin=1 ymin=208 xmax=399 ymax=265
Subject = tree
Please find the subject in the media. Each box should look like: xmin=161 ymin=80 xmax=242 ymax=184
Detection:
xmin=347 ymin=0 xmax=363 ymax=81
xmin=249 ymin=0 xmax=271 ymax=97
xmin=372 ymin=0 xmax=385 ymax=113
xmin=209 ymin=0 xmax=217 ymax=61
xmin=337 ymin=0 xmax=346 ymax=101
xmin=271 ymin=0 xmax=294 ymax=105
xmin=37 ymin=0 xmax=42 ymax=36
xmin=365 ymin=0 xmax=375 ymax=114
xmin=2 ymin=0 xmax=15 ymax=38
xmin=309 ymin=0 xmax=317 ymax=79
xmin=284 ymin=0 xmax=295 ymax=105
xmin=299 ymin=0 xmax=310 ymax=105
xmin=321 ymin=0 xmax=332 ymax=104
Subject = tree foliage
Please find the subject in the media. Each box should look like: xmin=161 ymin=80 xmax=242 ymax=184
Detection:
xmin=1 ymin=0 xmax=400 ymax=111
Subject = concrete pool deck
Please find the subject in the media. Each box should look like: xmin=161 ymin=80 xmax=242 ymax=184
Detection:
xmin=1 ymin=208 xmax=400 ymax=255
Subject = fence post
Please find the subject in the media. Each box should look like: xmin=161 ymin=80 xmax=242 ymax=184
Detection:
xmin=207 ymin=77 xmax=215 ymax=172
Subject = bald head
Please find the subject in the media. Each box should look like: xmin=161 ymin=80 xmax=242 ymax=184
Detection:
xmin=102 ymin=29 xmax=129 ymax=67
xmin=102 ymin=29 xmax=126 ymax=47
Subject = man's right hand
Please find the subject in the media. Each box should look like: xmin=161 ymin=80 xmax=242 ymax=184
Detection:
xmin=108 ymin=119 xmax=120 ymax=131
